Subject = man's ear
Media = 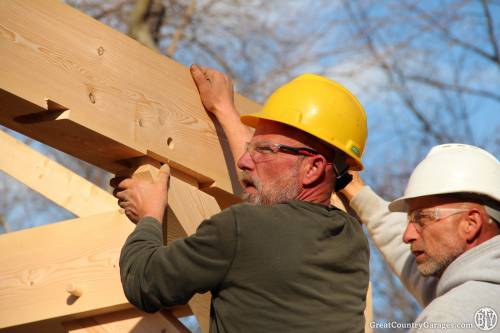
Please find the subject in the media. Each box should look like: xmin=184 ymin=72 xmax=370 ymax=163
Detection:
xmin=301 ymin=155 xmax=328 ymax=186
xmin=460 ymin=209 xmax=482 ymax=243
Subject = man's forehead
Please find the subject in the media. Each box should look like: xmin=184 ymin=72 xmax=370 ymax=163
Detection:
xmin=252 ymin=120 xmax=302 ymax=144
xmin=407 ymin=194 xmax=477 ymax=211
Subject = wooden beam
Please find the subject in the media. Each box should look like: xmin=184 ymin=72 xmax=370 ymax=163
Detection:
xmin=130 ymin=160 xmax=220 ymax=332
xmin=0 ymin=211 xmax=131 ymax=329
xmin=0 ymin=210 xmax=188 ymax=329
xmin=0 ymin=163 xmax=217 ymax=330
xmin=0 ymin=153 xmax=216 ymax=330
xmin=62 ymin=308 xmax=190 ymax=333
xmin=0 ymin=318 xmax=67 ymax=333
xmin=0 ymin=129 xmax=117 ymax=217
xmin=169 ymin=176 xmax=220 ymax=333
xmin=364 ymin=282 xmax=373 ymax=333
xmin=0 ymin=0 xmax=259 ymax=199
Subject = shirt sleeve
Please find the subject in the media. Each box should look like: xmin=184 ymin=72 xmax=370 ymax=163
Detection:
xmin=119 ymin=209 xmax=237 ymax=312
xmin=350 ymin=186 xmax=438 ymax=306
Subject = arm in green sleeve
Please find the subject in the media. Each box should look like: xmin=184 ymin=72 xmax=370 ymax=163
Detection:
xmin=119 ymin=209 xmax=237 ymax=312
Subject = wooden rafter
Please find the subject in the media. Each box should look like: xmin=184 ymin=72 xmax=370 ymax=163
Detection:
xmin=0 ymin=155 xmax=217 ymax=331
xmin=0 ymin=129 xmax=116 ymax=217
xmin=0 ymin=0 xmax=259 ymax=205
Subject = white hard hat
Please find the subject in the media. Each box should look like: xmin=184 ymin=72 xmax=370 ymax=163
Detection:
xmin=389 ymin=144 xmax=500 ymax=218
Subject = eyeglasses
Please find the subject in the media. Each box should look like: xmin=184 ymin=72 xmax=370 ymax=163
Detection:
xmin=407 ymin=207 xmax=471 ymax=233
xmin=244 ymin=141 xmax=322 ymax=163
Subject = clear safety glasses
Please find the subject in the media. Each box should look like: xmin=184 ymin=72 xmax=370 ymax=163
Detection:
xmin=407 ymin=207 xmax=471 ymax=233
xmin=244 ymin=141 xmax=321 ymax=163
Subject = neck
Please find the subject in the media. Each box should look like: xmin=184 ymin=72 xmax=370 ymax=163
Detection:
xmin=295 ymin=185 xmax=333 ymax=206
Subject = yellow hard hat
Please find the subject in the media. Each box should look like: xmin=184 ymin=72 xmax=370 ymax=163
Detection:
xmin=241 ymin=74 xmax=368 ymax=170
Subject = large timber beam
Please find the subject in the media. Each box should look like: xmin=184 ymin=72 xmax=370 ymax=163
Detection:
xmin=0 ymin=152 xmax=218 ymax=330
xmin=0 ymin=211 xmax=135 ymax=328
xmin=0 ymin=210 xmax=191 ymax=329
xmin=0 ymin=0 xmax=260 ymax=202
xmin=130 ymin=160 xmax=220 ymax=333
xmin=62 ymin=308 xmax=191 ymax=333
xmin=0 ymin=129 xmax=116 ymax=217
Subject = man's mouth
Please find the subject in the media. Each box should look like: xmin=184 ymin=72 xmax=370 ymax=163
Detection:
xmin=412 ymin=249 xmax=426 ymax=262
xmin=242 ymin=179 xmax=257 ymax=193
xmin=241 ymin=172 xmax=259 ymax=193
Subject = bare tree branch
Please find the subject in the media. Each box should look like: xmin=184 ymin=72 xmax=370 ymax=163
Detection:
xmin=128 ymin=0 xmax=165 ymax=51
xmin=191 ymin=38 xmax=238 ymax=80
xmin=166 ymin=0 xmax=197 ymax=57
xmin=343 ymin=0 xmax=452 ymax=143
xmin=480 ymin=0 xmax=500 ymax=64
xmin=0 ymin=214 xmax=10 ymax=233
xmin=404 ymin=1 xmax=500 ymax=66
xmin=407 ymin=74 xmax=500 ymax=102
xmin=93 ymin=0 xmax=132 ymax=20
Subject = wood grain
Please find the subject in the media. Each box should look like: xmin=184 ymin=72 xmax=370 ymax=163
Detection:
xmin=0 ymin=211 xmax=132 ymax=328
xmin=130 ymin=160 xmax=220 ymax=332
xmin=0 ymin=0 xmax=259 ymax=198
xmin=0 ymin=130 xmax=117 ymax=217
xmin=0 ymin=210 xmax=192 ymax=330
xmin=63 ymin=308 xmax=191 ymax=333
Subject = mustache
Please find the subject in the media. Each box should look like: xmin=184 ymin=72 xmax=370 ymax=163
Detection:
xmin=240 ymin=172 xmax=260 ymax=189
xmin=411 ymin=245 xmax=424 ymax=253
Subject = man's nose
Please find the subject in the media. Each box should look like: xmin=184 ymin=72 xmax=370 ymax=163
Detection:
xmin=403 ymin=222 xmax=419 ymax=244
xmin=237 ymin=150 xmax=255 ymax=171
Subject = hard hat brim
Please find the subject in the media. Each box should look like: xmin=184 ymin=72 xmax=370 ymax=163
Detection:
xmin=240 ymin=113 xmax=268 ymax=129
xmin=389 ymin=190 xmax=500 ymax=213
xmin=388 ymin=197 xmax=409 ymax=212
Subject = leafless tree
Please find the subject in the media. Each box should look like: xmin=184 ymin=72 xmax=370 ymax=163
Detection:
xmin=2 ymin=0 xmax=497 ymax=329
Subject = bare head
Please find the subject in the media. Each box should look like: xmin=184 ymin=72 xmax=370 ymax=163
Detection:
xmin=236 ymin=120 xmax=343 ymax=206
xmin=403 ymin=194 xmax=500 ymax=277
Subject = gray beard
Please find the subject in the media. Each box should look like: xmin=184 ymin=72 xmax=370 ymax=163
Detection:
xmin=417 ymin=239 xmax=466 ymax=277
xmin=240 ymin=167 xmax=302 ymax=206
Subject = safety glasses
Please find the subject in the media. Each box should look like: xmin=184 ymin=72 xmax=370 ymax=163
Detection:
xmin=407 ymin=207 xmax=471 ymax=233
xmin=244 ymin=141 xmax=321 ymax=163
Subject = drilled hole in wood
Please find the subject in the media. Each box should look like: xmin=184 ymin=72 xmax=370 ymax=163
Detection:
xmin=166 ymin=137 xmax=174 ymax=149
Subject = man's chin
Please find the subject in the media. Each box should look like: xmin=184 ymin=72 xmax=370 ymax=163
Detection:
xmin=417 ymin=261 xmax=444 ymax=277
xmin=241 ymin=192 xmax=261 ymax=205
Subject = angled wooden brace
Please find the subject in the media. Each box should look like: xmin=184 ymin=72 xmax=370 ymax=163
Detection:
xmin=129 ymin=157 xmax=221 ymax=333
xmin=0 ymin=134 xmax=204 ymax=332
xmin=0 ymin=129 xmax=116 ymax=217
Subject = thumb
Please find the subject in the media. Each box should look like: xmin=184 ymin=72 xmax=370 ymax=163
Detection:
xmin=157 ymin=163 xmax=171 ymax=184
xmin=190 ymin=64 xmax=206 ymax=86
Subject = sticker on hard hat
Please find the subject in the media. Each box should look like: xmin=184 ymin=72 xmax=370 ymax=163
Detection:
xmin=351 ymin=146 xmax=361 ymax=156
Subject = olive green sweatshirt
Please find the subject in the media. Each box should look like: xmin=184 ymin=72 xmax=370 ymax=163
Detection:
xmin=120 ymin=200 xmax=369 ymax=332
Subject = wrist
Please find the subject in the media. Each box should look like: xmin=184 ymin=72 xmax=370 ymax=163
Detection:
xmin=141 ymin=208 xmax=165 ymax=224
xmin=340 ymin=183 xmax=364 ymax=202
xmin=213 ymin=102 xmax=238 ymax=118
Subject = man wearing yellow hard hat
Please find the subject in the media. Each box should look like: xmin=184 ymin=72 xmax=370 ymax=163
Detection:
xmin=114 ymin=65 xmax=369 ymax=332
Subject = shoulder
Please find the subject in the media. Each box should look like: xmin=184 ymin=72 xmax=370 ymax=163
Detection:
xmin=420 ymin=281 xmax=500 ymax=322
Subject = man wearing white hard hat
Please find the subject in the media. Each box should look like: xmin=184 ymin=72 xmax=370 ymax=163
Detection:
xmin=341 ymin=143 xmax=500 ymax=330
